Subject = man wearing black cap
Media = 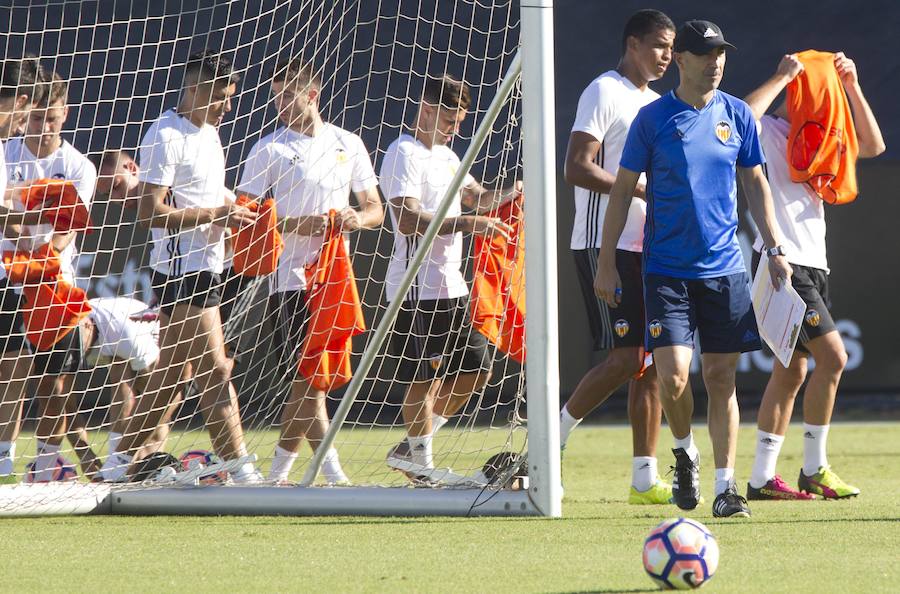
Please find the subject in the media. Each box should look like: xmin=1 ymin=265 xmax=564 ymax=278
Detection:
xmin=594 ymin=20 xmax=792 ymax=518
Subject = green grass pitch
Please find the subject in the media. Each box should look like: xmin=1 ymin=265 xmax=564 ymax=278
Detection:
xmin=0 ymin=422 xmax=897 ymax=592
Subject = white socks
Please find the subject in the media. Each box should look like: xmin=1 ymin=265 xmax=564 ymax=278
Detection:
xmin=321 ymin=448 xmax=348 ymax=484
xmin=268 ymin=445 xmax=299 ymax=482
xmin=673 ymin=431 xmax=700 ymax=461
xmin=407 ymin=434 xmax=434 ymax=468
xmin=559 ymin=405 xmax=582 ymax=448
xmin=714 ymin=467 xmax=735 ymax=496
xmin=99 ymin=451 xmax=133 ymax=482
xmin=0 ymin=441 xmax=15 ymax=477
xmin=632 ymin=456 xmax=657 ymax=492
xmin=33 ymin=440 xmax=61 ymax=482
xmin=802 ymin=423 xmax=829 ymax=476
xmin=749 ymin=430 xmax=784 ymax=488
xmin=431 ymin=415 xmax=448 ymax=434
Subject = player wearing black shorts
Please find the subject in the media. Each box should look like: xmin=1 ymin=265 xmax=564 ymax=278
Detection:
xmin=562 ymin=10 xmax=676 ymax=504
xmin=380 ymin=74 xmax=518 ymax=475
xmin=744 ymin=52 xmax=884 ymax=500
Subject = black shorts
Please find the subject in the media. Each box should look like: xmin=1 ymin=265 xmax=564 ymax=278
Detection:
xmin=151 ymin=270 xmax=222 ymax=316
xmin=573 ymin=248 xmax=645 ymax=350
xmin=390 ymin=297 xmax=491 ymax=383
xmin=32 ymin=325 xmax=83 ymax=376
xmin=219 ymin=266 xmax=258 ymax=363
xmin=0 ymin=281 xmax=28 ymax=354
xmin=644 ymin=271 xmax=762 ymax=354
xmin=268 ymin=290 xmax=311 ymax=369
xmin=753 ymin=253 xmax=836 ymax=353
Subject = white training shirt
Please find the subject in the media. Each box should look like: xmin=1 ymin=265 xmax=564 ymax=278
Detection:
xmin=86 ymin=297 xmax=160 ymax=372
xmin=2 ymin=138 xmax=96 ymax=284
xmin=379 ymin=134 xmax=474 ymax=303
xmin=138 ymin=109 xmax=227 ymax=275
xmin=237 ymin=124 xmax=377 ymax=294
xmin=570 ymin=70 xmax=658 ymax=251
xmin=753 ymin=115 xmax=829 ymax=272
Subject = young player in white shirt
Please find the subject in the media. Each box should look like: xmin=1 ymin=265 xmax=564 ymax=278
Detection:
xmin=107 ymin=50 xmax=262 ymax=483
xmin=0 ymin=56 xmax=46 ymax=483
xmin=743 ymin=53 xmax=885 ymax=500
xmin=561 ymin=9 xmax=677 ymax=504
xmin=0 ymin=72 xmax=97 ymax=483
xmin=380 ymin=74 xmax=519 ymax=475
xmin=237 ymin=58 xmax=383 ymax=484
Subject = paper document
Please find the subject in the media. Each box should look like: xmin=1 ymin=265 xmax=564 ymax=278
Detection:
xmin=750 ymin=253 xmax=807 ymax=368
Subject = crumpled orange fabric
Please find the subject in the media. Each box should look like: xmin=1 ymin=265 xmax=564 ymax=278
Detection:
xmin=787 ymin=50 xmax=859 ymax=205
xmin=298 ymin=211 xmax=366 ymax=391
xmin=471 ymin=196 xmax=526 ymax=363
xmin=2 ymin=244 xmax=61 ymax=285
xmin=21 ymin=280 xmax=92 ymax=351
xmin=231 ymin=195 xmax=284 ymax=276
xmin=21 ymin=178 xmax=93 ymax=233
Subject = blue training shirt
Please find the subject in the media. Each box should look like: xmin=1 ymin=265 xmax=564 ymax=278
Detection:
xmin=619 ymin=90 xmax=765 ymax=279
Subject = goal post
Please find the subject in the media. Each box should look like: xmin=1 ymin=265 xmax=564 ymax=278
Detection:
xmin=0 ymin=0 xmax=560 ymax=518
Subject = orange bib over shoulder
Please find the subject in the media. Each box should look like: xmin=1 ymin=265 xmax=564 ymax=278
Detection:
xmin=231 ymin=195 xmax=284 ymax=276
xmin=298 ymin=211 xmax=366 ymax=391
xmin=786 ymin=50 xmax=859 ymax=204
xmin=471 ymin=196 xmax=526 ymax=364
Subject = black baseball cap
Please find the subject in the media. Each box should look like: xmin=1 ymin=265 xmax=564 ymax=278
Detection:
xmin=673 ymin=20 xmax=736 ymax=54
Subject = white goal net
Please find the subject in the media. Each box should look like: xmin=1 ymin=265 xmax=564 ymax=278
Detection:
xmin=0 ymin=0 xmax=557 ymax=516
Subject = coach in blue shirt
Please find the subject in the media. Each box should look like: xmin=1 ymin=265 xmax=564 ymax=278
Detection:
xmin=594 ymin=20 xmax=792 ymax=519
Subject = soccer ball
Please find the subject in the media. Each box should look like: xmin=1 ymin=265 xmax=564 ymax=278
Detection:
xmin=643 ymin=518 xmax=719 ymax=590
xmin=179 ymin=450 xmax=229 ymax=485
xmin=24 ymin=455 xmax=78 ymax=483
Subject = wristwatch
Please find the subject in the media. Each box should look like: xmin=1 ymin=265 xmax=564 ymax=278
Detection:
xmin=765 ymin=245 xmax=786 ymax=257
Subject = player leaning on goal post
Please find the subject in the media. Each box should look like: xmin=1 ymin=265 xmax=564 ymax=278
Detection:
xmin=380 ymin=74 xmax=520 ymax=477
xmin=595 ymin=20 xmax=793 ymax=518
xmin=104 ymin=50 xmax=263 ymax=483
xmin=743 ymin=52 xmax=884 ymax=501
xmin=0 ymin=56 xmax=47 ymax=483
xmin=2 ymin=70 xmax=97 ymax=483
xmin=237 ymin=57 xmax=383 ymax=484
xmin=561 ymin=8 xmax=676 ymax=505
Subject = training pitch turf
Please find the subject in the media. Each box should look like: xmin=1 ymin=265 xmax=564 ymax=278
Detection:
xmin=0 ymin=422 xmax=897 ymax=593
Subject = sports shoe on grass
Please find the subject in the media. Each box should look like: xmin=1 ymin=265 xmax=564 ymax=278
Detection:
xmin=798 ymin=466 xmax=860 ymax=499
xmin=386 ymin=440 xmax=433 ymax=484
xmin=746 ymin=475 xmax=814 ymax=501
xmin=713 ymin=485 xmax=752 ymax=518
xmin=670 ymin=448 xmax=700 ymax=511
xmin=628 ymin=477 xmax=673 ymax=505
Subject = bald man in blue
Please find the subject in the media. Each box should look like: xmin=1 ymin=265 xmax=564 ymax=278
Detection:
xmin=594 ymin=20 xmax=793 ymax=519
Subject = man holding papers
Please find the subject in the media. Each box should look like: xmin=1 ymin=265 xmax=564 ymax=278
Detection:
xmin=743 ymin=52 xmax=884 ymax=501
xmin=594 ymin=20 xmax=792 ymax=518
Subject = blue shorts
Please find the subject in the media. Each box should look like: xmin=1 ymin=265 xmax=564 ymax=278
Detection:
xmin=643 ymin=272 xmax=761 ymax=354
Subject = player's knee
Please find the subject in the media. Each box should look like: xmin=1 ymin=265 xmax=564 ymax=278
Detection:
xmin=816 ymin=344 xmax=848 ymax=376
xmin=776 ymin=363 xmax=807 ymax=392
xmin=657 ymin=372 xmax=689 ymax=400
xmin=209 ymin=357 xmax=234 ymax=385
xmin=475 ymin=369 xmax=492 ymax=390
xmin=701 ymin=363 xmax=736 ymax=395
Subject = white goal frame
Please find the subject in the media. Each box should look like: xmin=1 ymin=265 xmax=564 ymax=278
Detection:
xmin=0 ymin=0 xmax=560 ymax=518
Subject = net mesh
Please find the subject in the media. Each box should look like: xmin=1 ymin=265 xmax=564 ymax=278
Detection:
xmin=0 ymin=0 xmax=526 ymax=509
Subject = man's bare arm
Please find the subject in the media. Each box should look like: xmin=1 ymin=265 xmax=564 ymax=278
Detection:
xmin=564 ymin=131 xmax=646 ymax=198
xmin=137 ymin=182 xmax=256 ymax=230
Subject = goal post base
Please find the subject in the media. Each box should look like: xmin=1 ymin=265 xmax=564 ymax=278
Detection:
xmin=110 ymin=485 xmax=543 ymax=517
xmin=0 ymin=483 xmax=112 ymax=517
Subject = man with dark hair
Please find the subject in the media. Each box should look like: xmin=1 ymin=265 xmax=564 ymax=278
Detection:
xmin=93 ymin=149 xmax=140 ymax=205
xmin=561 ymin=8 xmax=676 ymax=505
xmin=743 ymin=52 xmax=884 ymax=501
xmin=104 ymin=49 xmax=262 ymax=483
xmin=0 ymin=67 xmax=97 ymax=482
xmin=380 ymin=74 xmax=520 ymax=477
xmin=0 ymin=56 xmax=46 ymax=483
xmin=596 ymin=20 xmax=792 ymax=518
xmin=237 ymin=57 xmax=383 ymax=483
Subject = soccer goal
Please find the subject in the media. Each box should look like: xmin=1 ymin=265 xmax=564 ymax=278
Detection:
xmin=0 ymin=0 xmax=559 ymax=517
